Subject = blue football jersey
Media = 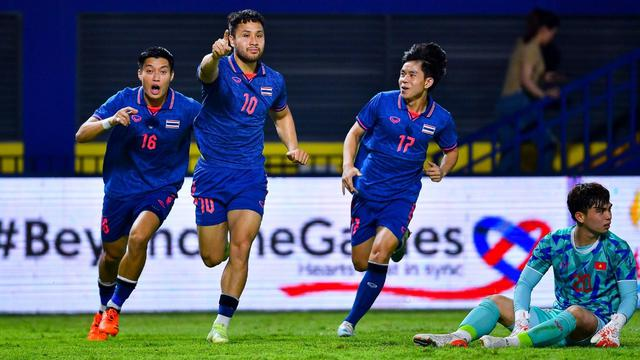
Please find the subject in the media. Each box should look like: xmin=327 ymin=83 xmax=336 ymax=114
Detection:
xmin=93 ymin=87 xmax=200 ymax=199
xmin=194 ymin=55 xmax=288 ymax=169
xmin=353 ymin=91 xmax=458 ymax=201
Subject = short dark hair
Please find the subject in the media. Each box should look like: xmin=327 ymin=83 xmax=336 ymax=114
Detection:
xmin=401 ymin=42 xmax=447 ymax=91
xmin=523 ymin=8 xmax=560 ymax=43
xmin=228 ymin=9 xmax=265 ymax=36
xmin=567 ymin=182 xmax=610 ymax=222
xmin=138 ymin=46 xmax=174 ymax=71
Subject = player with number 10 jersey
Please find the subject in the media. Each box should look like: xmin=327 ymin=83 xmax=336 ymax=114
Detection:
xmin=192 ymin=9 xmax=308 ymax=344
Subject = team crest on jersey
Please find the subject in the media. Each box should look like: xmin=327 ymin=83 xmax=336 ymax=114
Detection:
xmin=232 ymin=76 xmax=242 ymax=84
xmin=131 ymin=115 xmax=142 ymax=123
xmin=422 ymin=124 xmax=436 ymax=135
xmin=260 ymin=86 xmax=273 ymax=96
xmin=165 ymin=119 xmax=180 ymax=129
xmin=388 ymin=116 xmax=401 ymax=124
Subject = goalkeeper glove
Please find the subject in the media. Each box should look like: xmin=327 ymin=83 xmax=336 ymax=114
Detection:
xmin=510 ymin=309 xmax=530 ymax=336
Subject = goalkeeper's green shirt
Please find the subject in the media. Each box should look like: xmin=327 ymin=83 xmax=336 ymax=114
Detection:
xmin=527 ymin=226 xmax=637 ymax=321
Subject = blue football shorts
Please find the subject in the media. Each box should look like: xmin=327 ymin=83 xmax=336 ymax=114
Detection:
xmin=191 ymin=164 xmax=268 ymax=226
xmin=350 ymin=195 xmax=415 ymax=247
xmin=101 ymin=190 xmax=176 ymax=243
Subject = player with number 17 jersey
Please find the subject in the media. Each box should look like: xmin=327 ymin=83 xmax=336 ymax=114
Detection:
xmin=353 ymin=90 xmax=457 ymax=202
xmin=338 ymin=43 xmax=459 ymax=338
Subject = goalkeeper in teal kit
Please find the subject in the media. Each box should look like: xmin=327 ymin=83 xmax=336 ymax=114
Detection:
xmin=414 ymin=182 xmax=637 ymax=348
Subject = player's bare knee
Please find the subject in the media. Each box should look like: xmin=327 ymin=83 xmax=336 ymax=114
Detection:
xmin=127 ymin=231 xmax=150 ymax=254
xmin=369 ymin=248 xmax=391 ymax=264
xmin=487 ymin=294 xmax=508 ymax=306
xmin=352 ymin=259 xmax=368 ymax=272
xmin=201 ymin=253 xmax=223 ymax=268
xmin=103 ymin=247 xmax=124 ymax=263
xmin=230 ymin=240 xmax=251 ymax=258
xmin=565 ymin=305 xmax=585 ymax=317
xmin=566 ymin=305 xmax=589 ymax=324
xmin=102 ymin=251 xmax=121 ymax=264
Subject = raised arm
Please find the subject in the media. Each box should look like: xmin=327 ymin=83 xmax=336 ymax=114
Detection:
xmin=199 ymin=30 xmax=232 ymax=84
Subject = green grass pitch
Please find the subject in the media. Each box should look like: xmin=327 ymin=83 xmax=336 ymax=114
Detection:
xmin=2 ymin=310 xmax=640 ymax=359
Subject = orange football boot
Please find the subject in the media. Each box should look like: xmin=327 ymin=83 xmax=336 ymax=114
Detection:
xmin=98 ymin=308 xmax=120 ymax=336
xmin=87 ymin=312 xmax=108 ymax=341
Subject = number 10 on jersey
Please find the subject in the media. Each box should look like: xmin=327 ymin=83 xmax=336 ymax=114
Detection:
xmin=241 ymin=93 xmax=258 ymax=115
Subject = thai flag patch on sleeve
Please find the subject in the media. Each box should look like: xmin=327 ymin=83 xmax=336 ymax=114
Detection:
xmin=260 ymin=87 xmax=273 ymax=96
xmin=165 ymin=119 xmax=180 ymax=129
xmin=422 ymin=124 xmax=436 ymax=135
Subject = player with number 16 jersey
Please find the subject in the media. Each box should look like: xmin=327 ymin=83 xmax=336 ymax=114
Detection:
xmin=76 ymin=46 xmax=200 ymax=341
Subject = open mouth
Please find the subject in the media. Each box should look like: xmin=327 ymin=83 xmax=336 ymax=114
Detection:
xmin=150 ymin=85 xmax=161 ymax=95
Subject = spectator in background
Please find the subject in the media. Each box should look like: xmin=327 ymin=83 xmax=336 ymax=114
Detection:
xmin=496 ymin=9 xmax=561 ymax=174
xmin=541 ymin=40 xmax=566 ymax=88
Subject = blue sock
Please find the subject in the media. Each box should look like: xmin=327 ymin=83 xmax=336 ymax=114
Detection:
xmin=218 ymin=294 xmax=239 ymax=318
xmin=345 ymin=262 xmax=388 ymax=327
xmin=107 ymin=276 xmax=137 ymax=310
xmin=98 ymin=279 xmax=116 ymax=312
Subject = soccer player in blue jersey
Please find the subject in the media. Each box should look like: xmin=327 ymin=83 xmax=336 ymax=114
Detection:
xmin=76 ymin=46 xmax=200 ymax=341
xmin=413 ymin=182 xmax=637 ymax=348
xmin=192 ymin=9 xmax=308 ymax=343
xmin=337 ymin=43 xmax=459 ymax=337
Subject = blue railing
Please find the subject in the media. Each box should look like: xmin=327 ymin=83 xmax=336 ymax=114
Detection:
xmin=454 ymin=49 xmax=640 ymax=175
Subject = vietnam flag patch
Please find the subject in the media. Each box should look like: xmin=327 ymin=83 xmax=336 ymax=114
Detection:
xmin=595 ymin=262 xmax=607 ymax=271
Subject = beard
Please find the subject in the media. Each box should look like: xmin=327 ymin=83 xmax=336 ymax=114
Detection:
xmin=235 ymin=48 xmax=263 ymax=64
